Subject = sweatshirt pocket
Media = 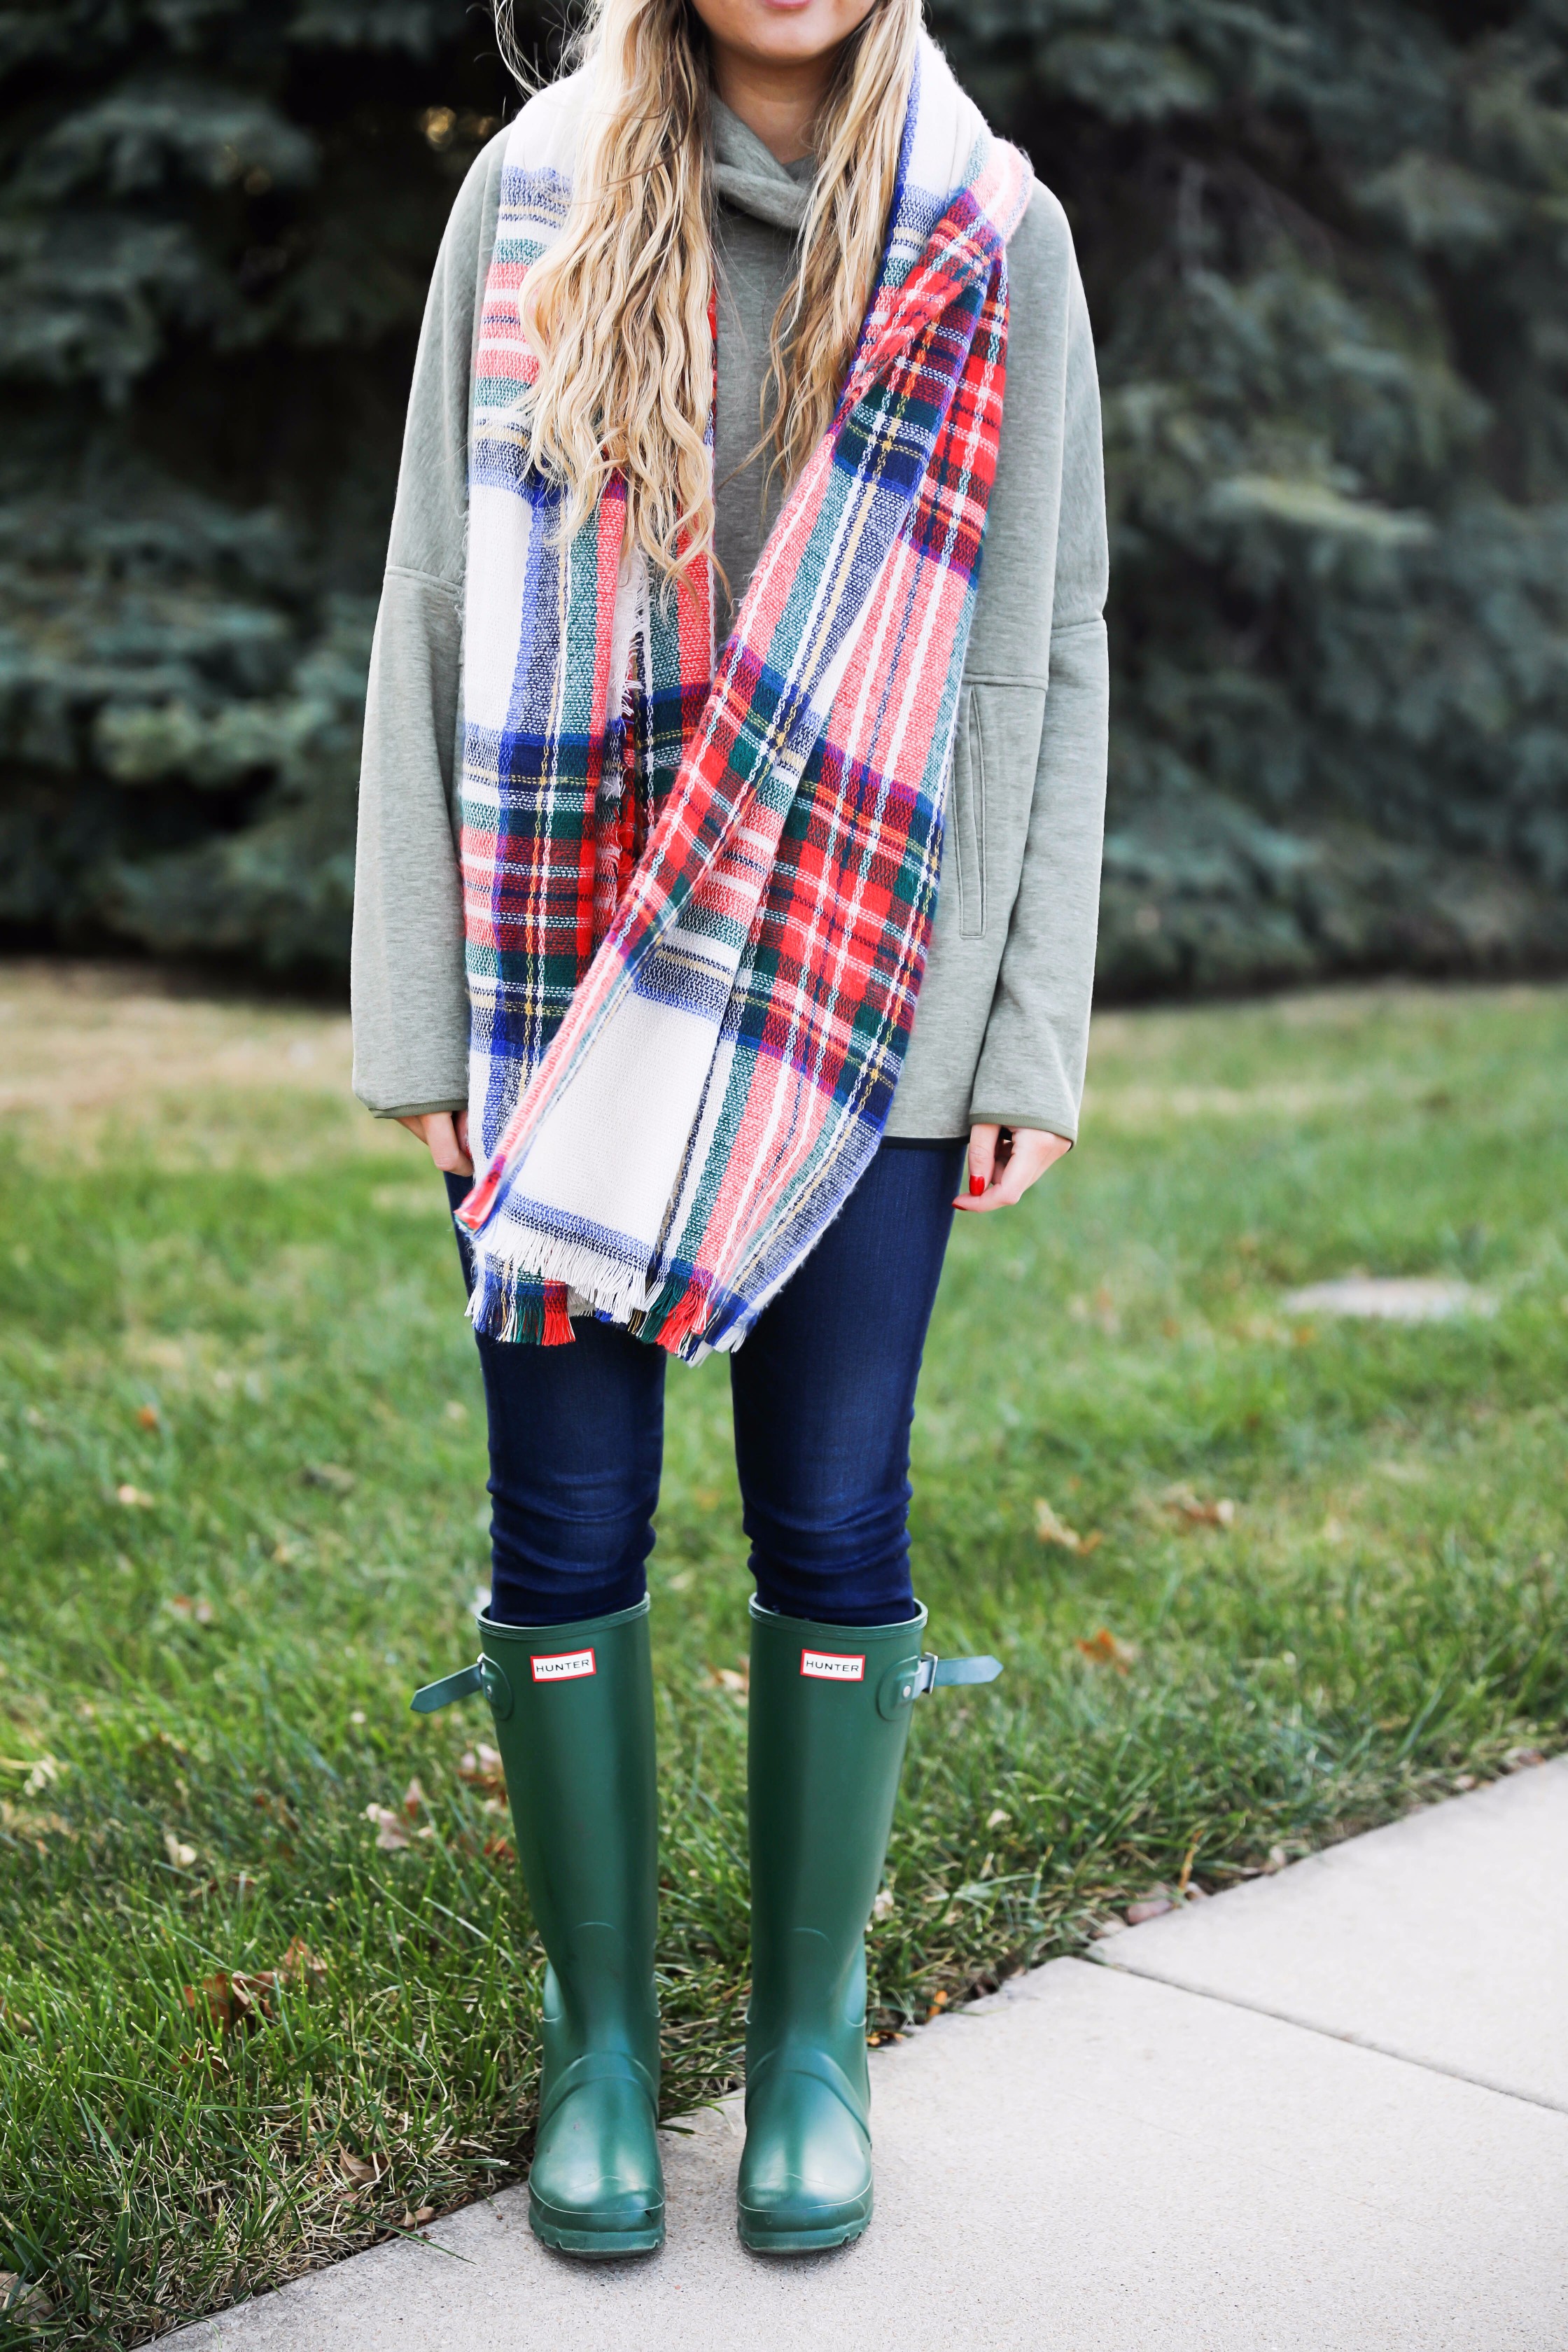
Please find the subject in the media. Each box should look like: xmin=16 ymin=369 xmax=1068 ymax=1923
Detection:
xmin=950 ymin=689 xmax=987 ymax=939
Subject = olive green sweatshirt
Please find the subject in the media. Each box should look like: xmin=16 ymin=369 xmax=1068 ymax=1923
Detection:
xmin=350 ymin=97 xmax=1108 ymax=1142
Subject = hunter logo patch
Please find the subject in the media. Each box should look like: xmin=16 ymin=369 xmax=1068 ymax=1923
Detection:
xmin=531 ymin=1648 xmax=596 ymax=1683
xmin=800 ymin=1648 xmax=864 ymax=1683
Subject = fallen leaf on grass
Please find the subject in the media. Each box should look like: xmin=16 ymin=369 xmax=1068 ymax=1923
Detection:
xmin=0 ymin=2272 xmax=52 ymax=2322
xmin=1161 ymin=1484 xmax=1237 ymax=1528
xmin=183 ymin=1938 xmax=327 ymax=2032
xmin=457 ymin=1744 xmax=506 ymax=1796
xmin=1504 ymin=1746 xmax=1546 ymax=1771
xmin=0 ymin=1800 xmax=74 ymax=1847
xmin=166 ymin=1595 xmax=215 ymax=1625
xmin=115 ymin=1483 xmax=155 ymax=1508
xmin=185 ymin=1970 xmax=274 ymax=2032
xmin=252 ymin=1788 xmax=298 ymax=1828
xmin=1126 ymin=1894 xmax=1173 ymax=1925
xmin=301 ymin=1463 xmax=356 ymax=1495
xmin=482 ymin=1831 xmax=515 ymax=1865
xmin=365 ymin=1804 xmax=411 ymax=1852
xmin=1033 ymin=1497 xmax=1102 ymax=1552
xmin=184 ymin=1973 xmax=239 ymax=2030
xmin=337 ymin=2149 xmax=385 ymax=2185
xmin=401 ymin=1777 xmax=428 ymax=1818
xmin=872 ymin=1888 xmax=896 ymax=1921
xmin=986 ymin=1807 xmax=1011 ymax=1828
xmin=164 ymin=1830 xmax=198 ymax=1868
xmin=707 ymin=1663 xmax=749 ymax=1698
xmin=1074 ymin=1628 xmax=1137 ymax=1672
xmin=136 ymin=1403 xmax=161 ymax=1430
xmin=277 ymin=1937 xmax=327 ymax=1988
xmin=401 ymin=2206 xmax=438 ymax=2230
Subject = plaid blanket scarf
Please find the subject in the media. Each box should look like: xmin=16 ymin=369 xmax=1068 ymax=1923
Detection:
xmin=456 ymin=38 xmax=1030 ymax=1361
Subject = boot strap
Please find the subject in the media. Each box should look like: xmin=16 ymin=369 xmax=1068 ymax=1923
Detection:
xmin=915 ymin=1651 xmax=1002 ymax=1693
xmin=409 ymin=1657 xmax=514 ymax=1718
xmin=539 ymin=2047 xmax=657 ymax=2131
xmin=877 ymin=1650 xmax=1002 ymax=1718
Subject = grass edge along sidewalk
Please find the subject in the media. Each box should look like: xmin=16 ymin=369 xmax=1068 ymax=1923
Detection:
xmin=0 ymin=969 xmax=1564 ymax=2345
xmin=162 ymin=1758 xmax=1568 ymax=2352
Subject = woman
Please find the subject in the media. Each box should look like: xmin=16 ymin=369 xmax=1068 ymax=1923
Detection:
xmin=353 ymin=0 xmax=1107 ymax=2262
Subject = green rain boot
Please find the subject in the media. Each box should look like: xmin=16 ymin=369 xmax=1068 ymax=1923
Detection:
xmin=412 ymin=1597 xmax=664 ymax=2257
xmin=738 ymin=1598 xmax=1000 ymax=2253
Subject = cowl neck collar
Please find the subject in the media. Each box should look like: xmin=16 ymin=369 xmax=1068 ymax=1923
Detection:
xmin=711 ymin=96 xmax=816 ymax=234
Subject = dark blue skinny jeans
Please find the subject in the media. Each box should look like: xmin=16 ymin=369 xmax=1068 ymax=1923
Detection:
xmin=444 ymin=1139 xmax=963 ymax=1629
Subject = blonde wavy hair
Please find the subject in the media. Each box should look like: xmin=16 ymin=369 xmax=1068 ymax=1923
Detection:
xmin=496 ymin=0 xmax=920 ymax=585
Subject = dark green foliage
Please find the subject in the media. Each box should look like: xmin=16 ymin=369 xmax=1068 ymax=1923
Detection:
xmin=2 ymin=1 xmax=1567 ymax=985
xmin=0 ymin=0 xmax=519 ymax=971
xmin=939 ymin=0 xmax=1568 ymax=987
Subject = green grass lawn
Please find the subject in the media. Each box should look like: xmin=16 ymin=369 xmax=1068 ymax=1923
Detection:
xmin=2 ymin=972 xmax=1566 ymax=2345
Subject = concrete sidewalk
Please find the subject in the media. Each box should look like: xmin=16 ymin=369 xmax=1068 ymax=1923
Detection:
xmin=176 ymin=1760 xmax=1568 ymax=2352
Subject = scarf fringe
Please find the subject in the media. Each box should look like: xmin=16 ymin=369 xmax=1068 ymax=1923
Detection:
xmin=468 ymin=1260 xmax=577 ymax=1348
xmin=467 ymin=1229 xmax=737 ymax=1362
xmin=468 ymin=1228 xmax=658 ymax=1346
xmin=631 ymin=1272 xmax=713 ymax=1360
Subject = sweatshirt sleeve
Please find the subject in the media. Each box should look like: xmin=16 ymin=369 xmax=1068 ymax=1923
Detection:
xmin=967 ymin=252 xmax=1109 ymax=1145
xmin=349 ymin=137 xmax=505 ymax=1119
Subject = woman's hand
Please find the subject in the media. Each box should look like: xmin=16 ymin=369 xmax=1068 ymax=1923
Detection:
xmin=955 ymin=1123 xmax=1070 ymax=1212
xmin=397 ymin=1109 xmax=473 ymax=1177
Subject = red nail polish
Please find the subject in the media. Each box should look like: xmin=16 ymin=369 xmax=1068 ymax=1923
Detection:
xmin=969 ymin=1172 xmax=986 ymax=1197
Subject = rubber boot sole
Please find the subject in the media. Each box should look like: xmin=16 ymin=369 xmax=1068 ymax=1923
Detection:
xmin=528 ymin=2187 xmax=665 ymax=2258
xmin=737 ymin=2189 xmax=872 ymax=2254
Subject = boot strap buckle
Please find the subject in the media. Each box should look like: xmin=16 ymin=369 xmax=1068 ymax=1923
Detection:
xmin=879 ymin=1651 xmax=1003 ymax=1716
xmin=913 ymin=1651 xmax=1003 ymax=1695
xmin=409 ymin=1657 xmax=514 ymax=1720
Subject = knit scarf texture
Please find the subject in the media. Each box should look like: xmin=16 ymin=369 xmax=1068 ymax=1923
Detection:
xmin=456 ymin=38 xmax=1030 ymax=1362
